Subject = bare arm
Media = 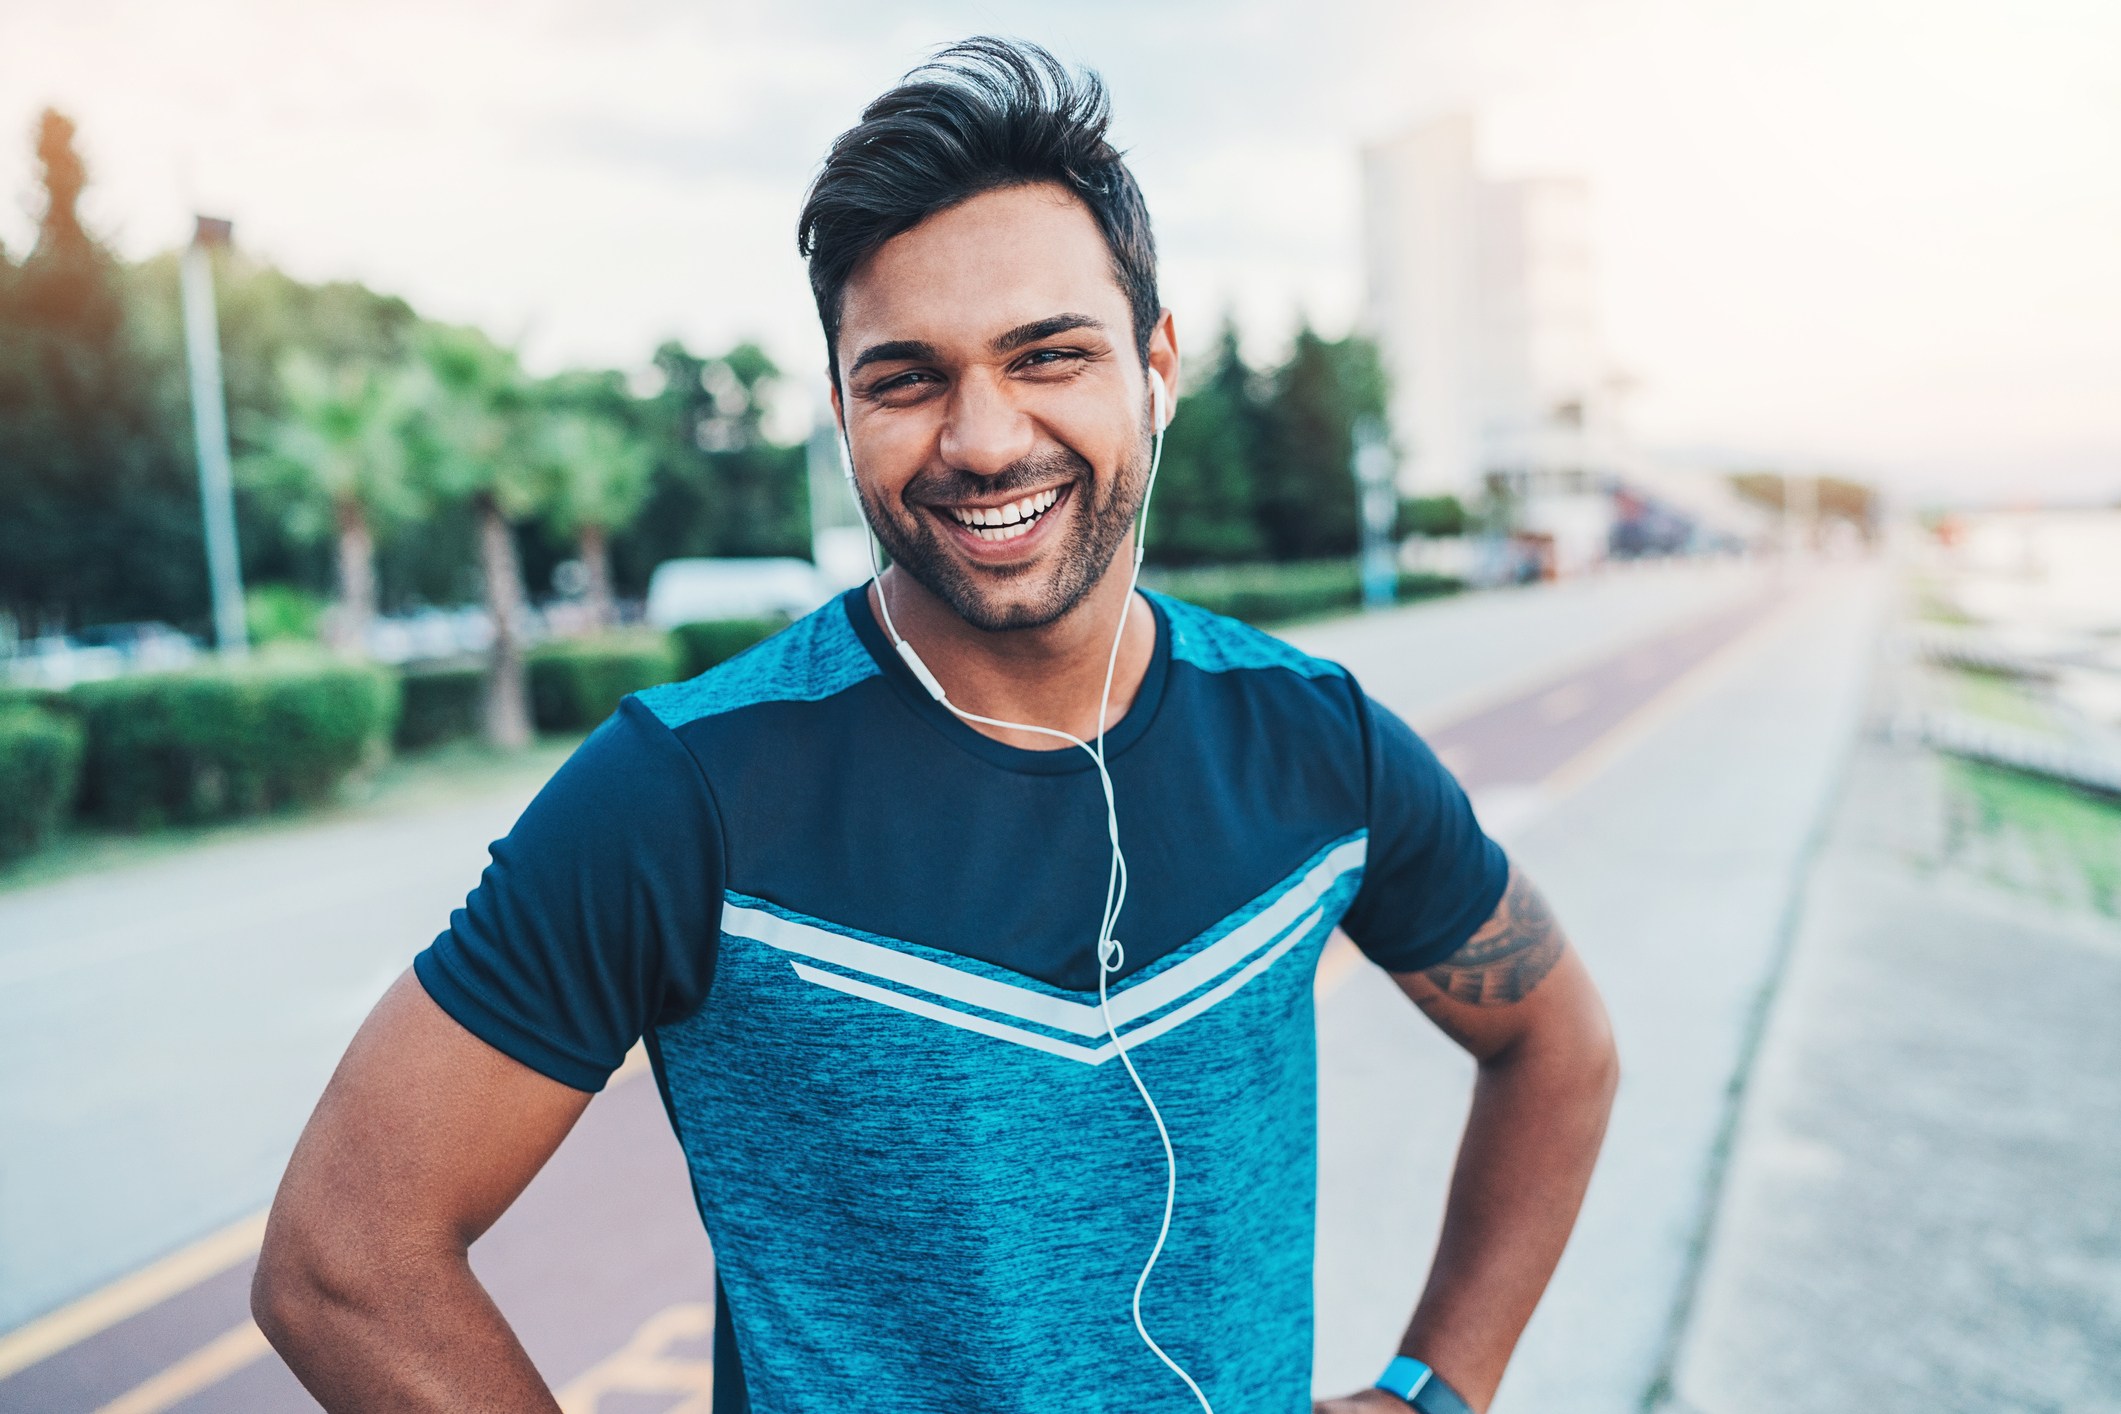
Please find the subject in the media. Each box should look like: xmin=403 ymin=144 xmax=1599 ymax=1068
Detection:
xmin=1318 ymin=867 xmax=1619 ymax=1413
xmin=252 ymin=972 xmax=593 ymax=1412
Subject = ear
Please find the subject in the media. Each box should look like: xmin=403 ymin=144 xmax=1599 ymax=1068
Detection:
xmin=827 ymin=379 xmax=857 ymax=484
xmin=1145 ymin=308 xmax=1179 ymax=431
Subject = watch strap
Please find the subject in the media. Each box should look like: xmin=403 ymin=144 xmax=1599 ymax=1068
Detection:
xmin=1374 ymin=1355 xmax=1475 ymax=1414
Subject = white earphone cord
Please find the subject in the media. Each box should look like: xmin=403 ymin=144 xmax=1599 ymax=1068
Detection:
xmin=851 ymin=386 xmax=1213 ymax=1412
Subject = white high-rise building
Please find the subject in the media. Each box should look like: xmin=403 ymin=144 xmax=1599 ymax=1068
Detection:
xmin=1362 ymin=117 xmax=1605 ymax=506
xmin=1364 ymin=115 xmax=1766 ymax=571
xmin=1360 ymin=115 xmax=1483 ymax=499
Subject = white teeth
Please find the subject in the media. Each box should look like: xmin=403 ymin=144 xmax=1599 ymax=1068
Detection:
xmin=949 ymin=487 xmax=1061 ymax=536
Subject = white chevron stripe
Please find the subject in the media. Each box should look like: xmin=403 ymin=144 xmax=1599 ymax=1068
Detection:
xmin=1095 ymin=903 xmax=1323 ymax=1060
xmin=720 ymin=836 xmax=1364 ymax=1038
xmin=789 ymin=902 xmax=1327 ymax=1066
xmin=1104 ymin=837 xmax=1363 ymax=1026
xmin=787 ymin=964 xmax=1107 ymax=1063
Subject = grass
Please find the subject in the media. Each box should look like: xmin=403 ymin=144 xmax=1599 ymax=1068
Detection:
xmin=1943 ymin=759 xmax=2121 ymax=919
xmin=1948 ymin=668 xmax=2061 ymax=735
xmin=0 ymin=733 xmax=582 ymax=897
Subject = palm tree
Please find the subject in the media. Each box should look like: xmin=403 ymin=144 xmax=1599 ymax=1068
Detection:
xmin=534 ymin=405 xmax=655 ymax=629
xmin=242 ymin=353 xmax=421 ymax=655
xmin=406 ymin=324 xmax=540 ymax=749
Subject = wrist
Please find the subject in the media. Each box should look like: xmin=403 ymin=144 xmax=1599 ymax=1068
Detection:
xmin=1373 ymin=1355 xmax=1477 ymax=1414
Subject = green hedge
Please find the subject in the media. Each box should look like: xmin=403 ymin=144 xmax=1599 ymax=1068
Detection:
xmin=528 ymin=632 xmax=680 ymax=733
xmin=397 ymin=660 xmax=486 ymax=750
xmin=71 ymin=657 xmax=400 ymax=829
xmin=0 ymin=706 xmax=84 ymax=859
xmin=1145 ymin=560 xmax=1462 ymax=626
xmin=670 ymin=617 xmax=789 ymax=679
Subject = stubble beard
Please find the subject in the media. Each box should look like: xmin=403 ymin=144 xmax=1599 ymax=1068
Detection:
xmin=862 ymin=439 xmax=1149 ymax=633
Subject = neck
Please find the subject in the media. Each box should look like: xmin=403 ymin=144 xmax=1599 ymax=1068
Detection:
xmin=868 ymin=556 xmax=1156 ymax=751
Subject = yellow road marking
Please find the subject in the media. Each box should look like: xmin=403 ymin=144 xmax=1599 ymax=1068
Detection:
xmin=555 ymin=1302 xmax=714 ymax=1413
xmin=0 ymin=1211 xmax=267 ymax=1381
xmin=1 ymin=1043 xmax=656 ymax=1381
xmin=91 ymin=1319 xmax=269 ymax=1414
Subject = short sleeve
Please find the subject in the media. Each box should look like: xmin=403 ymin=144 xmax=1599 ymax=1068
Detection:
xmin=1338 ymin=691 xmax=1510 ymax=973
xmin=413 ymin=695 xmax=722 ymax=1091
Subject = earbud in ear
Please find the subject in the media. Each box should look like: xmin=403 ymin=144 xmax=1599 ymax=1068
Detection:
xmin=1150 ymin=377 xmax=1168 ymax=432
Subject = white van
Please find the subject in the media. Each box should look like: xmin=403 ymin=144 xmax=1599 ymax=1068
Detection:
xmin=644 ymin=558 xmax=832 ymax=628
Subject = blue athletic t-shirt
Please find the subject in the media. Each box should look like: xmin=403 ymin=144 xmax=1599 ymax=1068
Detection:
xmin=415 ymin=587 xmax=1507 ymax=1414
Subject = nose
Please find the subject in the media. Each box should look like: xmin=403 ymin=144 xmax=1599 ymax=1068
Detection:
xmin=937 ymin=372 xmax=1035 ymax=478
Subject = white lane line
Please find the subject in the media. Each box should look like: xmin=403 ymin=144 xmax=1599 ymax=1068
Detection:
xmin=90 ymin=1319 xmax=269 ymax=1414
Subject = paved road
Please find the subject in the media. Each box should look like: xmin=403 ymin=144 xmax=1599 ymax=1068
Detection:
xmin=1 ymin=559 xmax=1846 ymax=1412
xmin=1312 ymin=563 xmax=1885 ymax=1411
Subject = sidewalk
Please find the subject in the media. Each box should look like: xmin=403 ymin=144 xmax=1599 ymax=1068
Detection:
xmin=1666 ymin=727 xmax=2121 ymax=1411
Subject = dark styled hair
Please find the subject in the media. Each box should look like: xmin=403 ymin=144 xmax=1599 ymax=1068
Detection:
xmin=798 ymin=37 xmax=1159 ymax=383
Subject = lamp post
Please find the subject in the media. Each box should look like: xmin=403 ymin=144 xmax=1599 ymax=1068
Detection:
xmin=1354 ymin=417 xmax=1398 ymax=611
xmin=180 ymin=214 xmax=247 ymax=654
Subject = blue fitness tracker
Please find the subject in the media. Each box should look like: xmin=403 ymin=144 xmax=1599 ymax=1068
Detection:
xmin=1375 ymin=1355 xmax=1475 ymax=1414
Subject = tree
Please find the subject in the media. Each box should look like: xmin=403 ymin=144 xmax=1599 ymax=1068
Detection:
xmin=124 ymin=246 xmax=429 ymax=610
xmin=609 ymin=341 xmax=809 ymax=593
xmin=1144 ymin=317 xmax=1267 ymax=566
xmin=0 ymin=109 xmax=201 ymax=635
xmin=240 ymin=353 xmax=422 ymax=654
xmin=531 ymin=383 xmax=655 ymax=628
xmin=406 ymin=324 xmax=539 ymax=748
xmin=1253 ymin=324 xmax=1386 ymax=561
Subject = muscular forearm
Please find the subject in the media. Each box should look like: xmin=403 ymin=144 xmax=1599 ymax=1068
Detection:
xmin=253 ymin=1233 xmax=558 ymax=1412
xmin=1396 ymin=1022 xmax=1616 ymax=1409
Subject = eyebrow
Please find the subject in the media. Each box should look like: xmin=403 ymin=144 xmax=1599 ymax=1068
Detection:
xmin=991 ymin=312 xmax=1105 ymax=354
xmin=847 ymin=339 xmax=939 ymax=379
xmin=845 ymin=313 xmax=1107 ymax=380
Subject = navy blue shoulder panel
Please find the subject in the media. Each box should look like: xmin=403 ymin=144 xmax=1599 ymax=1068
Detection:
xmin=688 ymin=647 xmax=1372 ymax=993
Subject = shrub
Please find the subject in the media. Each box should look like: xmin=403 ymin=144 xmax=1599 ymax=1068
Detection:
xmin=71 ymin=657 xmax=400 ymax=829
xmin=528 ymin=632 xmax=680 ymax=733
xmin=669 ymin=617 xmax=789 ymax=679
xmin=1396 ymin=494 xmax=1469 ymax=539
xmin=0 ymin=706 xmax=84 ymax=859
xmin=246 ymin=584 xmax=329 ymax=646
xmin=1397 ymin=570 xmax=1464 ymax=603
xmin=1146 ymin=559 xmax=1464 ymax=627
xmin=1146 ymin=560 xmax=1360 ymax=625
xmin=397 ymin=660 xmax=486 ymax=750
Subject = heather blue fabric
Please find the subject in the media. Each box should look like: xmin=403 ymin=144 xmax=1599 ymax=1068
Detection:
xmin=417 ymin=587 xmax=1507 ymax=1412
xmin=1153 ymin=589 xmax=1345 ymax=680
xmin=637 ymin=605 xmax=879 ymax=729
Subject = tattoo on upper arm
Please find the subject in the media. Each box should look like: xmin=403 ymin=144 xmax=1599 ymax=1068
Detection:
xmin=1422 ymin=870 xmax=1565 ymax=1006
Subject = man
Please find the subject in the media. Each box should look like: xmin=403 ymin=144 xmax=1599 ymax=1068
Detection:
xmin=255 ymin=38 xmax=1616 ymax=1414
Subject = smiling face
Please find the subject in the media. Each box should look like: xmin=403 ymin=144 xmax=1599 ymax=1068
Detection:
xmin=833 ymin=183 xmax=1176 ymax=633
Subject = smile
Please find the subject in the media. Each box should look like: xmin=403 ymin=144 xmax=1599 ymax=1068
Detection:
xmin=941 ymin=487 xmax=1064 ymax=544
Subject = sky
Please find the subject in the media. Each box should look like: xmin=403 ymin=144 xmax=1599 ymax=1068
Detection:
xmin=3 ymin=0 xmax=2117 ymax=502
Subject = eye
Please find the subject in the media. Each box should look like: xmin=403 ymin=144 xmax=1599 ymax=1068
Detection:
xmin=1016 ymin=347 xmax=1084 ymax=373
xmin=869 ymin=369 xmax=937 ymax=396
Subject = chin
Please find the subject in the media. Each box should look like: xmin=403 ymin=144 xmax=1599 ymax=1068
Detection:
xmin=940 ymin=576 xmax=1079 ymax=633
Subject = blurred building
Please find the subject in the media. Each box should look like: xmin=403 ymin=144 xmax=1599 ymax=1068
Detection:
xmin=1362 ymin=115 xmax=1757 ymax=572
